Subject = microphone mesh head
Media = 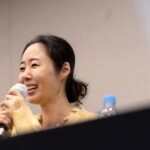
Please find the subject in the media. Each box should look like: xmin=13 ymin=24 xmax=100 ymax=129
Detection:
xmin=11 ymin=83 xmax=27 ymax=99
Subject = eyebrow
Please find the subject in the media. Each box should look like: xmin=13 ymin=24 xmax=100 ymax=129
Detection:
xmin=20 ymin=58 xmax=40 ymax=65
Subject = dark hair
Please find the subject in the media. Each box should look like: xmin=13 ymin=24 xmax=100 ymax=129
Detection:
xmin=22 ymin=34 xmax=88 ymax=105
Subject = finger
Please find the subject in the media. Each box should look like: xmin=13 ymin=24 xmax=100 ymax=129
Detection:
xmin=0 ymin=102 xmax=10 ymax=110
xmin=8 ymin=90 xmax=21 ymax=96
xmin=0 ymin=105 xmax=6 ymax=111
xmin=2 ymin=95 xmax=22 ymax=111
xmin=0 ymin=118 xmax=12 ymax=129
xmin=0 ymin=114 xmax=12 ymax=129
xmin=5 ymin=94 xmax=21 ymax=101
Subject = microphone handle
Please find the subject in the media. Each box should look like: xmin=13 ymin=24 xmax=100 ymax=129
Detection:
xmin=0 ymin=123 xmax=8 ymax=135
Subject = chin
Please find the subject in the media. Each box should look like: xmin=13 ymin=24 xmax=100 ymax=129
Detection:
xmin=27 ymin=96 xmax=36 ymax=104
xmin=28 ymin=97 xmax=40 ymax=104
xmin=28 ymin=99 xmax=35 ymax=104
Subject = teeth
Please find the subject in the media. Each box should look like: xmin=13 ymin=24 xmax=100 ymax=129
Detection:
xmin=27 ymin=85 xmax=37 ymax=90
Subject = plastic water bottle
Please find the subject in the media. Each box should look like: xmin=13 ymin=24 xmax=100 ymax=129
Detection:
xmin=99 ymin=95 xmax=117 ymax=118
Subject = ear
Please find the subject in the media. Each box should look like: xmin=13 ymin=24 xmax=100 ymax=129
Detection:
xmin=60 ymin=62 xmax=71 ymax=79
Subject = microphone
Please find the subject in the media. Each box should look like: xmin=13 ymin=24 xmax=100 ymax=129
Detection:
xmin=10 ymin=83 xmax=27 ymax=99
xmin=0 ymin=124 xmax=8 ymax=136
xmin=0 ymin=83 xmax=27 ymax=135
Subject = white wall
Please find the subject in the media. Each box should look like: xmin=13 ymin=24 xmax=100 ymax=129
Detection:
xmin=0 ymin=0 xmax=13 ymax=98
xmin=1 ymin=0 xmax=150 ymax=114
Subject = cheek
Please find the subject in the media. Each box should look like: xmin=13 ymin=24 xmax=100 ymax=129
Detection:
xmin=42 ymin=72 xmax=60 ymax=91
xmin=18 ymin=74 xmax=23 ymax=83
xmin=36 ymin=71 xmax=53 ymax=88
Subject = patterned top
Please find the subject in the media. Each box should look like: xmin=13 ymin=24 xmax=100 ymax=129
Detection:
xmin=8 ymin=103 xmax=98 ymax=136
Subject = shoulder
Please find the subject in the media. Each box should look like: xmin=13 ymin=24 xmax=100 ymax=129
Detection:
xmin=64 ymin=105 xmax=98 ymax=125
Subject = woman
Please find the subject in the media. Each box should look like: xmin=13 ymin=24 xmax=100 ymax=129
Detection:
xmin=0 ymin=34 xmax=97 ymax=136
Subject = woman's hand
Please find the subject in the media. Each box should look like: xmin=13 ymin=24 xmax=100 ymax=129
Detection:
xmin=0 ymin=90 xmax=24 ymax=130
xmin=3 ymin=90 xmax=24 ymax=111
xmin=0 ymin=105 xmax=13 ymax=130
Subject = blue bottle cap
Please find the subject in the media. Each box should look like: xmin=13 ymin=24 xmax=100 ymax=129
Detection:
xmin=103 ymin=95 xmax=116 ymax=106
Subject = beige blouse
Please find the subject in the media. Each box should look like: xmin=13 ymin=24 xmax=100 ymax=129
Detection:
xmin=8 ymin=103 xmax=98 ymax=136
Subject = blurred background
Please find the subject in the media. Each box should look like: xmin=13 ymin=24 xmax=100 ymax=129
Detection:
xmin=1 ymin=0 xmax=150 ymax=114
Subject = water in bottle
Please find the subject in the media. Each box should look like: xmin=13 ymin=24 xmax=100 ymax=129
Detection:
xmin=99 ymin=95 xmax=117 ymax=118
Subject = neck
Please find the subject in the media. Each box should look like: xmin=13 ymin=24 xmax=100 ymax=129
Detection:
xmin=40 ymin=97 xmax=72 ymax=128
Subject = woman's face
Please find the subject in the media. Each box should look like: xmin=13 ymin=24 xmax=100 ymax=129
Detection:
xmin=18 ymin=43 xmax=62 ymax=105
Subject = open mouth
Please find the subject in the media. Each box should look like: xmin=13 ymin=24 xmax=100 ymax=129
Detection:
xmin=27 ymin=84 xmax=38 ymax=93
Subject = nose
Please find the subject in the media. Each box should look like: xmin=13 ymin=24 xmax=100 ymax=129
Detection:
xmin=18 ymin=67 xmax=32 ymax=83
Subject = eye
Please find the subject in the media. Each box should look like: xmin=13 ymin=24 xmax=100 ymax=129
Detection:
xmin=31 ymin=63 xmax=39 ymax=68
xmin=19 ymin=66 xmax=25 ymax=72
